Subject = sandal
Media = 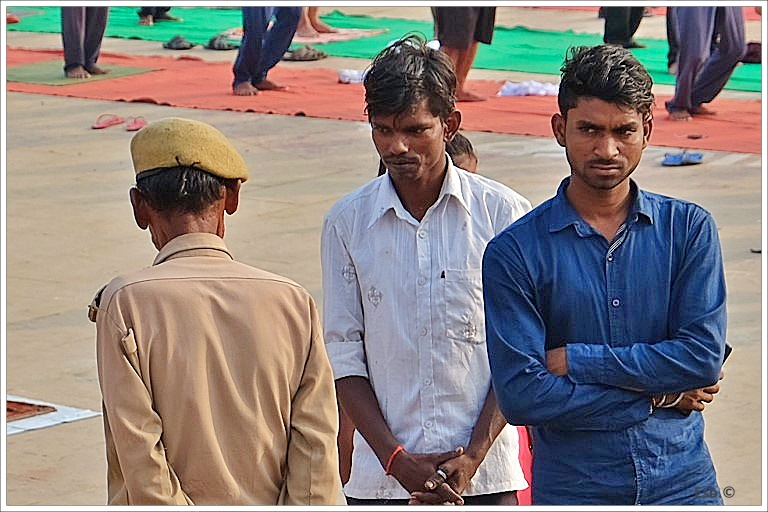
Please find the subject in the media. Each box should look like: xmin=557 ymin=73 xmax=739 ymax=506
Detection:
xmin=661 ymin=150 xmax=703 ymax=167
xmin=205 ymin=35 xmax=238 ymax=50
xmin=163 ymin=35 xmax=195 ymax=50
xmin=282 ymin=45 xmax=328 ymax=61
xmin=125 ymin=116 xmax=148 ymax=132
xmin=92 ymin=113 xmax=125 ymax=129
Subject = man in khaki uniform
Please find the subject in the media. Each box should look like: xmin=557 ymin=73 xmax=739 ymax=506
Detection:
xmin=91 ymin=117 xmax=342 ymax=505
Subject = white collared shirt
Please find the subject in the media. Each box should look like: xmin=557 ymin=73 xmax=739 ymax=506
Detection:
xmin=321 ymin=161 xmax=532 ymax=499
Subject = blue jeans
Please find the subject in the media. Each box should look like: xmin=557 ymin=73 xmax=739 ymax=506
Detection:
xmin=232 ymin=6 xmax=300 ymax=87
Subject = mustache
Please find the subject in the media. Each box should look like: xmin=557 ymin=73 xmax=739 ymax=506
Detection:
xmin=383 ymin=157 xmax=419 ymax=166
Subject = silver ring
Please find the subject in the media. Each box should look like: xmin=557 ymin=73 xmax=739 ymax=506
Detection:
xmin=435 ymin=468 xmax=448 ymax=480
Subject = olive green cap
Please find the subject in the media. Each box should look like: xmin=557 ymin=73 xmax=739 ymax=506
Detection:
xmin=130 ymin=117 xmax=248 ymax=182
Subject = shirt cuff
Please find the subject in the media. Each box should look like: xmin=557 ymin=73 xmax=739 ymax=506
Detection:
xmin=326 ymin=339 xmax=369 ymax=380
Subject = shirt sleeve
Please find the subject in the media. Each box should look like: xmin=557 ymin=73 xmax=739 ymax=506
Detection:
xmin=282 ymin=295 xmax=344 ymax=505
xmin=483 ymin=236 xmax=651 ymax=431
xmin=96 ymin=304 xmax=191 ymax=505
xmin=320 ymin=214 xmax=369 ymax=380
xmin=566 ymin=211 xmax=727 ymax=393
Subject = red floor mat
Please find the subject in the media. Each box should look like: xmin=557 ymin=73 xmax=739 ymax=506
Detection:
xmin=6 ymin=48 xmax=762 ymax=154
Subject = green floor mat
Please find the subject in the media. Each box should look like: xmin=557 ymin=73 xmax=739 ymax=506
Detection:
xmin=7 ymin=7 xmax=761 ymax=92
xmin=6 ymin=59 xmax=157 ymax=86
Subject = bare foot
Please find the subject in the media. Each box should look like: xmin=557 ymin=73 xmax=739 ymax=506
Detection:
xmin=456 ymin=89 xmax=487 ymax=102
xmin=691 ymin=105 xmax=717 ymax=116
xmin=138 ymin=15 xmax=153 ymax=26
xmin=312 ymin=19 xmax=338 ymax=33
xmin=668 ymin=110 xmax=692 ymax=121
xmin=296 ymin=26 xmax=320 ymax=38
xmin=233 ymin=82 xmax=260 ymax=96
xmin=65 ymin=65 xmax=91 ymax=79
xmin=86 ymin=65 xmax=110 ymax=75
xmin=253 ymin=79 xmax=287 ymax=91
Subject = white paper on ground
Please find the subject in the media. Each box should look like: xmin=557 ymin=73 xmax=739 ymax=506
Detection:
xmin=6 ymin=394 xmax=101 ymax=436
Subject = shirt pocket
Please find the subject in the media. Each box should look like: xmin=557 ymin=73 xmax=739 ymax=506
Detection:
xmin=443 ymin=268 xmax=485 ymax=343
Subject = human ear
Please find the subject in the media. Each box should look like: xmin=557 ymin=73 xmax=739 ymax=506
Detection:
xmin=129 ymin=187 xmax=149 ymax=230
xmin=224 ymin=180 xmax=241 ymax=215
xmin=444 ymin=110 xmax=462 ymax=142
xmin=551 ymin=113 xmax=566 ymax=147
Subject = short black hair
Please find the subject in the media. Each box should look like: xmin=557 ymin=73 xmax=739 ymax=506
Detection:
xmin=135 ymin=166 xmax=228 ymax=214
xmin=363 ymin=34 xmax=456 ymax=122
xmin=558 ymin=44 xmax=655 ymax=121
xmin=447 ymin=132 xmax=475 ymax=161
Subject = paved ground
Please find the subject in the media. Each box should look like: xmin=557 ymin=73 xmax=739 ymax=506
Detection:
xmin=3 ymin=6 xmax=764 ymax=507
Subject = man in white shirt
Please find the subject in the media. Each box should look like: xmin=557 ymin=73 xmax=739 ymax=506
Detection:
xmin=321 ymin=35 xmax=531 ymax=506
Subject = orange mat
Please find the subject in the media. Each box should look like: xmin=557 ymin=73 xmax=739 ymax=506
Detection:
xmin=6 ymin=48 xmax=761 ymax=154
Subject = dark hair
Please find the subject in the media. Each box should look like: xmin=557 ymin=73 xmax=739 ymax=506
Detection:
xmin=363 ymin=34 xmax=456 ymax=121
xmin=447 ymin=132 xmax=475 ymax=161
xmin=135 ymin=166 xmax=227 ymax=214
xmin=558 ymin=45 xmax=655 ymax=121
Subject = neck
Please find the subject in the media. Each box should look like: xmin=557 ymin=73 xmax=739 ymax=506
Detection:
xmin=390 ymin=157 xmax=448 ymax=221
xmin=150 ymin=208 xmax=225 ymax=250
xmin=566 ymin=177 xmax=633 ymax=240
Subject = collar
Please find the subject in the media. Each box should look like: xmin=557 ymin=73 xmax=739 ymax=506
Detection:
xmin=366 ymin=156 xmax=471 ymax=229
xmin=153 ymin=232 xmax=234 ymax=265
xmin=548 ymin=177 xmax=653 ymax=236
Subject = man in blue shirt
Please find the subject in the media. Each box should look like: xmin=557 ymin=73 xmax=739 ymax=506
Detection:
xmin=483 ymin=44 xmax=727 ymax=505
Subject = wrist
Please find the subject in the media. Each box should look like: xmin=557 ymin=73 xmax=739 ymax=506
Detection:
xmin=383 ymin=444 xmax=405 ymax=475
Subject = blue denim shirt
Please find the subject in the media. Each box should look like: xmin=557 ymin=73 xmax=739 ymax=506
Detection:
xmin=483 ymin=177 xmax=727 ymax=505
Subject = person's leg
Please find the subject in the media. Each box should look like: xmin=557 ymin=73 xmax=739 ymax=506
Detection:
xmin=690 ymin=6 xmax=746 ymax=112
xmin=432 ymin=7 xmax=485 ymax=101
xmin=603 ymin=7 xmax=631 ymax=45
xmin=626 ymin=6 xmax=644 ymax=42
xmin=232 ymin=6 xmax=269 ymax=95
xmin=295 ymin=7 xmax=318 ymax=38
xmin=61 ymin=6 xmax=89 ymax=78
xmin=309 ymin=6 xmax=337 ymax=33
xmin=83 ymin=7 xmax=109 ymax=74
xmin=253 ymin=6 xmax=300 ymax=89
xmin=665 ymin=7 xmax=717 ymax=120
xmin=666 ymin=7 xmax=679 ymax=72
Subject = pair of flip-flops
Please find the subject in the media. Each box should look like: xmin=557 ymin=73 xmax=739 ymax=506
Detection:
xmin=163 ymin=35 xmax=195 ymax=50
xmin=92 ymin=114 xmax=147 ymax=131
xmin=661 ymin=150 xmax=704 ymax=166
xmin=283 ymin=45 xmax=328 ymax=61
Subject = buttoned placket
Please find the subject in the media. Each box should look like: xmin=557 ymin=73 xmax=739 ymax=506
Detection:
xmin=416 ymin=211 xmax=438 ymax=453
xmin=606 ymin=222 xmax=629 ymax=347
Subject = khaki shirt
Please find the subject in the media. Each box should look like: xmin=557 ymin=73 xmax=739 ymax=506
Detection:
xmin=95 ymin=233 xmax=342 ymax=505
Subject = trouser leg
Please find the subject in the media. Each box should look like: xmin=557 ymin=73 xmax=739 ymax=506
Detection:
xmin=232 ymin=7 xmax=270 ymax=87
xmin=254 ymin=6 xmax=301 ymax=82
xmin=61 ymin=6 xmax=86 ymax=71
xmin=83 ymin=7 xmax=109 ymax=70
xmin=665 ymin=7 xmax=716 ymax=112
xmin=691 ymin=6 xmax=746 ymax=107
xmin=603 ymin=7 xmax=631 ymax=44
xmin=666 ymin=7 xmax=678 ymax=66
xmin=626 ymin=6 xmax=644 ymax=39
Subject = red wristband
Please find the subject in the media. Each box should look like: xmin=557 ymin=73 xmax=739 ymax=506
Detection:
xmin=384 ymin=444 xmax=405 ymax=475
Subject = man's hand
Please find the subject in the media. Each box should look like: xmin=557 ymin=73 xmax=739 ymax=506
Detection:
xmin=389 ymin=447 xmax=463 ymax=500
xmin=545 ymin=346 xmax=568 ymax=376
xmin=653 ymin=370 xmax=724 ymax=412
xmin=408 ymin=445 xmax=484 ymax=504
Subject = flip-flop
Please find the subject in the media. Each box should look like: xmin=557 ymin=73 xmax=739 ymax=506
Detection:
xmin=282 ymin=45 xmax=328 ymax=61
xmin=661 ymin=150 xmax=703 ymax=166
xmin=125 ymin=116 xmax=148 ymax=131
xmin=205 ymin=35 xmax=238 ymax=50
xmin=92 ymin=113 xmax=125 ymax=129
xmin=163 ymin=35 xmax=195 ymax=50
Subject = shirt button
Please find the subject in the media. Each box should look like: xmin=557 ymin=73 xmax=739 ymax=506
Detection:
xmin=421 ymin=327 xmax=428 ymax=336
xmin=418 ymin=276 xmax=426 ymax=285
xmin=612 ymin=299 xmax=621 ymax=307
xmin=607 ymin=255 xmax=613 ymax=262
xmin=425 ymin=420 xmax=433 ymax=429
xmin=424 ymin=378 xmax=432 ymax=386
xmin=417 ymin=230 xmax=426 ymax=239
